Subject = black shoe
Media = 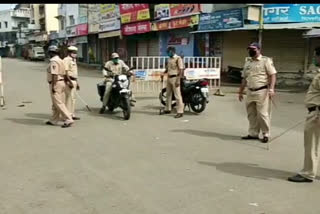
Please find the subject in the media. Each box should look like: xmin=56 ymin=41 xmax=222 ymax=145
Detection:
xmin=163 ymin=110 xmax=171 ymax=114
xmin=261 ymin=136 xmax=269 ymax=143
xmin=45 ymin=121 xmax=55 ymax=126
xmin=61 ymin=123 xmax=73 ymax=128
xmin=99 ymin=107 xmax=106 ymax=114
xmin=288 ymin=174 xmax=313 ymax=183
xmin=72 ymin=116 xmax=80 ymax=120
xmin=241 ymin=135 xmax=259 ymax=140
xmin=174 ymin=113 xmax=183 ymax=119
xmin=130 ymin=102 xmax=135 ymax=107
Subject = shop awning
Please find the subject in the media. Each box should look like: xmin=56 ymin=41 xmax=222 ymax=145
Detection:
xmin=190 ymin=23 xmax=320 ymax=33
xmin=98 ymin=30 xmax=121 ymax=39
xmin=303 ymin=29 xmax=320 ymax=38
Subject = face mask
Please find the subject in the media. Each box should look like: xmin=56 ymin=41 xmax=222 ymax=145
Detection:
xmin=112 ymin=59 xmax=119 ymax=64
xmin=248 ymin=49 xmax=257 ymax=57
xmin=167 ymin=52 xmax=173 ymax=57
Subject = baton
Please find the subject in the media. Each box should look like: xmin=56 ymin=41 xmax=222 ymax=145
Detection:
xmin=75 ymin=91 xmax=92 ymax=112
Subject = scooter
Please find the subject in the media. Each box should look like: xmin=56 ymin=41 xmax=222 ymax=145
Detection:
xmin=159 ymin=78 xmax=210 ymax=113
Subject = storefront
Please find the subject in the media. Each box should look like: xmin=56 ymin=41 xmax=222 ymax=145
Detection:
xmin=193 ymin=5 xmax=320 ymax=77
xmin=98 ymin=4 xmax=121 ymax=63
xmin=153 ymin=4 xmax=200 ymax=57
xmin=119 ymin=4 xmax=155 ymax=61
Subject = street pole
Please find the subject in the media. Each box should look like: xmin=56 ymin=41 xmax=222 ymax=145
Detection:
xmin=258 ymin=5 xmax=264 ymax=49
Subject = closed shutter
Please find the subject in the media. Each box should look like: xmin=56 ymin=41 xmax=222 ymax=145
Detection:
xmin=222 ymin=31 xmax=257 ymax=69
xmin=137 ymin=39 xmax=148 ymax=56
xmin=263 ymin=30 xmax=305 ymax=73
xmin=148 ymin=37 xmax=159 ymax=56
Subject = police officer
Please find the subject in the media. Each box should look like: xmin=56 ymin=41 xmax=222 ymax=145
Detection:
xmin=162 ymin=46 xmax=184 ymax=118
xmin=99 ymin=52 xmax=130 ymax=114
xmin=46 ymin=45 xmax=74 ymax=128
xmin=64 ymin=46 xmax=80 ymax=120
xmin=238 ymin=42 xmax=277 ymax=143
xmin=288 ymin=47 xmax=320 ymax=183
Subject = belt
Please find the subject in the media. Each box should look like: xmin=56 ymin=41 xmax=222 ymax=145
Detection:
xmin=48 ymin=79 xmax=64 ymax=84
xmin=249 ymin=85 xmax=268 ymax=92
xmin=70 ymin=77 xmax=77 ymax=81
xmin=308 ymin=106 xmax=320 ymax=113
xmin=169 ymin=74 xmax=178 ymax=78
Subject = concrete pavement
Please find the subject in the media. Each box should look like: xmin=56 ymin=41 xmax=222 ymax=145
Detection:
xmin=0 ymin=58 xmax=319 ymax=214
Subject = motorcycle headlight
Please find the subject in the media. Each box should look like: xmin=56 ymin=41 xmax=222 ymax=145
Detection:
xmin=119 ymin=80 xmax=129 ymax=89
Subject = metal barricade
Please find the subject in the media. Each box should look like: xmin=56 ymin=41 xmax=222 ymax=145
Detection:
xmin=130 ymin=56 xmax=222 ymax=94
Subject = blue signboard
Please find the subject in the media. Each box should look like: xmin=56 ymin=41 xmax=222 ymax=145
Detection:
xmin=198 ymin=8 xmax=243 ymax=31
xmin=263 ymin=4 xmax=320 ymax=23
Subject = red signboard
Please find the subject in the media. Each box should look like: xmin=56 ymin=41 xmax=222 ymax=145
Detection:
xmin=170 ymin=4 xmax=200 ymax=18
xmin=119 ymin=4 xmax=150 ymax=24
xmin=153 ymin=15 xmax=199 ymax=31
xmin=122 ymin=21 xmax=151 ymax=35
xmin=76 ymin=23 xmax=88 ymax=36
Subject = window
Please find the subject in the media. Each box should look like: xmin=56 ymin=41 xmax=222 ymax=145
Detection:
xmin=5 ymin=21 xmax=8 ymax=28
xmin=69 ymin=15 xmax=75 ymax=25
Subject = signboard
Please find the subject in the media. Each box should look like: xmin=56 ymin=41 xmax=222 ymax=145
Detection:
xmin=99 ymin=4 xmax=121 ymax=32
xmin=66 ymin=26 xmax=77 ymax=37
xmin=154 ymin=4 xmax=170 ymax=20
xmin=76 ymin=24 xmax=88 ymax=36
xmin=170 ymin=4 xmax=200 ymax=18
xmin=263 ymin=4 xmax=320 ymax=23
xmin=88 ymin=4 xmax=100 ymax=33
xmin=76 ymin=36 xmax=88 ymax=44
xmin=184 ymin=68 xmax=221 ymax=80
xmin=119 ymin=4 xmax=150 ymax=24
xmin=153 ymin=15 xmax=199 ymax=31
xmin=122 ymin=21 xmax=151 ymax=35
xmin=134 ymin=70 xmax=147 ymax=80
xmin=198 ymin=8 xmax=243 ymax=31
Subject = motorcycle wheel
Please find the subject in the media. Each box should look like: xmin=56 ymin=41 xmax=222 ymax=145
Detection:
xmin=190 ymin=92 xmax=207 ymax=113
xmin=159 ymin=88 xmax=177 ymax=108
xmin=122 ymin=97 xmax=131 ymax=120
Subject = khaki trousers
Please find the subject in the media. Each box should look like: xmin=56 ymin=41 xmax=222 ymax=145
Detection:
xmin=49 ymin=81 xmax=74 ymax=124
xmin=65 ymin=80 xmax=77 ymax=117
xmin=245 ymin=89 xmax=271 ymax=137
xmin=300 ymin=110 xmax=320 ymax=180
xmin=102 ymin=81 xmax=113 ymax=107
xmin=165 ymin=77 xmax=184 ymax=114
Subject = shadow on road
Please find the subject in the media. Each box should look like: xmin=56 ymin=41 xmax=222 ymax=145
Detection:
xmin=25 ymin=113 xmax=51 ymax=119
xmin=198 ymin=161 xmax=293 ymax=181
xmin=80 ymin=107 xmax=125 ymax=121
xmin=5 ymin=118 xmax=45 ymax=126
xmin=171 ymin=129 xmax=264 ymax=149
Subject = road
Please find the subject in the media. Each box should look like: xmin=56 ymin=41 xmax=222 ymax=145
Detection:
xmin=0 ymin=58 xmax=319 ymax=214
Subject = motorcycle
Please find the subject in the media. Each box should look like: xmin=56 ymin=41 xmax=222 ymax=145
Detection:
xmin=159 ymin=78 xmax=210 ymax=113
xmin=97 ymin=68 xmax=134 ymax=120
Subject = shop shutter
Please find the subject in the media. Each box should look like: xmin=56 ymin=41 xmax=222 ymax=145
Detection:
xmin=263 ymin=30 xmax=305 ymax=73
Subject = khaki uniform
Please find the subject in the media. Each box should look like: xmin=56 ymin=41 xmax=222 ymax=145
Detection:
xmin=47 ymin=55 xmax=73 ymax=124
xmin=102 ymin=59 xmax=129 ymax=107
xmin=165 ymin=54 xmax=184 ymax=114
xmin=241 ymin=55 xmax=277 ymax=137
xmin=63 ymin=56 xmax=78 ymax=117
xmin=300 ymin=71 xmax=320 ymax=180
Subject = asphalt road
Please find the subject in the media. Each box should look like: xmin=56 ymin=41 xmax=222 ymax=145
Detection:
xmin=0 ymin=58 xmax=319 ymax=214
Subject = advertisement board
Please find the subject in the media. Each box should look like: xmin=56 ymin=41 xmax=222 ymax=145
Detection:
xmin=198 ymin=8 xmax=243 ymax=31
xmin=184 ymin=68 xmax=221 ymax=80
xmin=119 ymin=4 xmax=150 ymax=24
xmin=99 ymin=4 xmax=121 ymax=32
xmin=122 ymin=21 xmax=151 ymax=35
xmin=170 ymin=4 xmax=200 ymax=18
xmin=263 ymin=4 xmax=320 ymax=23
xmin=153 ymin=15 xmax=199 ymax=31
